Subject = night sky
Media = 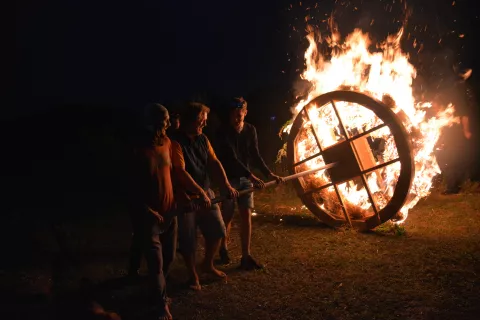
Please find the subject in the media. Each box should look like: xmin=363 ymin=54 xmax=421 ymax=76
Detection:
xmin=15 ymin=0 xmax=292 ymax=117
xmin=15 ymin=0 xmax=479 ymax=120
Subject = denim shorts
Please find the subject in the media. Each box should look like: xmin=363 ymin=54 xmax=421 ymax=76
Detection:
xmin=222 ymin=177 xmax=254 ymax=221
xmin=177 ymin=189 xmax=226 ymax=255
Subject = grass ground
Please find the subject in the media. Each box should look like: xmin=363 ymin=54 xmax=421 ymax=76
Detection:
xmin=1 ymin=184 xmax=479 ymax=320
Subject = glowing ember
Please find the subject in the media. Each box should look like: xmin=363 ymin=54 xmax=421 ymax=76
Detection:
xmin=284 ymin=27 xmax=460 ymax=224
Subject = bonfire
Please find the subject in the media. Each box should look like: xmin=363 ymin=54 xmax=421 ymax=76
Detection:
xmin=282 ymin=22 xmax=460 ymax=225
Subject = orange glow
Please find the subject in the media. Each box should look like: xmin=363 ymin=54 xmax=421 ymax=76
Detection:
xmin=284 ymin=28 xmax=459 ymax=224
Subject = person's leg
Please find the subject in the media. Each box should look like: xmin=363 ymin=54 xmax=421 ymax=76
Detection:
xmin=236 ymin=177 xmax=264 ymax=270
xmin=219 ymin=181 xmax=238 ymax=263
xmin=142 ymin=214 xmax=172 ymax=319
xmin=160 ymin=216 xmax=177 ymax=277
xmin=220 ymin=199 xmax=234 ymax=249
xmin=199 ymin=191 xmax=227 ymax=278
xmin=220 ymin=178 xmax=240 ymax=245
xmin=445 ymin=137 xmax=467 ymax=194
xmin=469 ymin=136 xmax=480 ymax=182
xmin=204 ymin=237 xmax=225 ymax=277
xmin=237 ymin=178 xmax=254 ymax=257
xmin=238 ymin=205 xmax=253 ymax=257
xmin=441 ymin=128 xmax=465 ymax=194
xmin=461 ymin=137 xmax=473 ymax=183
xmin=177 ymin=211 xmax=201 ymax=290
xmin=444 ymin=165 xmax=462 ymax=194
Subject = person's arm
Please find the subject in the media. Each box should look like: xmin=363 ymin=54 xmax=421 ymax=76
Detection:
xmin=205 ymin=137 xmax=239 ymax=198
xmin=454 ymin=81 xmax=472 ymax=140
xmin=131 ymin=148 xmax=164 ymax=222
xmin=205 ymin=137 xmax=233 ymax=187
xmin=171 ymin=141 xmax=208 ymax=195
xmin=249 ymin=126 xmax=274 ymax=178
xmin=249 ymin=126 xmax=284 ymax=183
xmin=216 ymin=132 xmax=252 ymax=178
xmin=462 ymin=116 xmax=472 ymax=139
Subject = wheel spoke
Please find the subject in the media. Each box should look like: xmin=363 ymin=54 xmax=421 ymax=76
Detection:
xmin=302 ymin=182 xmax=334 ymax=196
xmin=330 ymin=100 xmax=349 ymax=139
xmin=359 ymin=174 xmax=379 ymax=217
xmin=318 ymin=123 xmax=387 ymax=154
xmin=303 ymin=107 xmax=324 ymax=152
xmin=333 ymin=184 xmax=353 ymax=227
xmin=345 ymin=123 xmax=387 ymax=143
xmin=293 ymin=152 xmax=323 ymax=168
xmin=361 ymin=157 xmax=400 ymax=175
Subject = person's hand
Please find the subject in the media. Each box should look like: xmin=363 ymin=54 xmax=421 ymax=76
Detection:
xmin=199 ymin=190 xmax=212 ymax=209
xmin=464 ymin=130 xmax=472 ymax=139
xmin=225 ymin=184 xmax=239 ymax=199
xmin=248 ymin=174 xmax=265 ymax=189
xmin=146 ymin=207 xmax=164 ymax=224
xmin=270 ymin=173 xmax=284 ymax=184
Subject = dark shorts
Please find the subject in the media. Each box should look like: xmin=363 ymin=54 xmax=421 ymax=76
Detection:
xmin=177 ymin=189 xmax=226 ymax=255
xmin=222 ymin=177 xmax=254 ymax=221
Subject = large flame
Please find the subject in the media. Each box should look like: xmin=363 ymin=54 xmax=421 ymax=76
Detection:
xmin=285 ymin=27 xmax=460 ymax=224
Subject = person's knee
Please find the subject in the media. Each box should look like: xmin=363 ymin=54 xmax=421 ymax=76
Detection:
xmin=203 ymin=230 xmax=226 ymax=243
xmin=147 ymin=234 xmax=162 ymax=250
xmin=221 ymin=200 xmax=235 ymax=222
xmin=238 ymin=193 xmax=254 ymax=213
xmin=177 ymin=213 xmax=197 ymax=256
xmin=168 ymin=216 xmax=178 ymax=231
xmin=178 ymin=238 xmax=196 ymax=257
xmin=202 ymin=220 xmax=226 ymax=240
xmin=178 ymin=228 xmax=196 ymax=256
xmin=200 ymin=209 xmax=226 ymax=240
xmin=162 ymin=236 xmax=177 ymax=261
xmin=238 ymin=207 xmax=252 ymax=220
xmin=162 ymin=249 xmax=176 ymax=268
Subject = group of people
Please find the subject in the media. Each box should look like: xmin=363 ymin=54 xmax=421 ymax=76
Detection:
xmin=126 ymin=97 xmax=283 ymax=319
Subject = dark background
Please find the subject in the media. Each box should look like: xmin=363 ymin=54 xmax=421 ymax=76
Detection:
xmin=7 ymin=0 xmax=480 ymax=230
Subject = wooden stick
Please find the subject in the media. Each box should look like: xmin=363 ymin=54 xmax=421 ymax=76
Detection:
xmin=159 ymin=162 xmax=337 ymax=231
xmin=211 ymin=162 xmax=338 ymax=204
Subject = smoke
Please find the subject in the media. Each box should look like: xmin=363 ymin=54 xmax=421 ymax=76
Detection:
xmin=354 ymin=11 xmax=373 ymax=31
xmin=292 ymin=78 xmax=313 ymax=100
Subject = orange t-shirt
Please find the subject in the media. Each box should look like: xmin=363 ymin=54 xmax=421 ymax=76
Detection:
xmin=131 ymin=137 xmax=174 ymax=215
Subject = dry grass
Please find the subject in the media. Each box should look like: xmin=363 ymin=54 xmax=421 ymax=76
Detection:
xmin=1 ymin=186 xmax=480 ymax=320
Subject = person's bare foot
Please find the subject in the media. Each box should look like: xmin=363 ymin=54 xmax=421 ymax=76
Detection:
xmin=240 ymin=255 xmax=264 ymax=271
xmin=157 ymin=304 xmax=173 ymax=320
xmin=187 ymin=277 xmax=202 ymax=291
xmin=201 ymin=263 xmax=227 ymax=278
xmin=90 ymin=301 xmax=121 ymax=319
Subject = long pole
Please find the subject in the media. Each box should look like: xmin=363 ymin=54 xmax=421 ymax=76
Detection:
xmin=211 ymin=162 xmax=337 ymax=204
xmin=160 ymin=162 xmax=337 ymax=231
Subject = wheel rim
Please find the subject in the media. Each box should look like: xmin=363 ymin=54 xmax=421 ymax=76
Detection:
xmin=287 ymin=90 xmax=414 ymax=231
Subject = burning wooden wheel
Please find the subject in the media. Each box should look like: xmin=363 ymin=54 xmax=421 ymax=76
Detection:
xmin=287 ymin=90 xmax=414 ymax=231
